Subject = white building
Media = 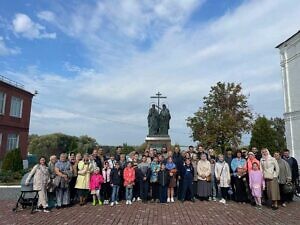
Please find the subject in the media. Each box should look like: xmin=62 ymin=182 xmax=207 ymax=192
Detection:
xmin=276 ymin=30 xmax=300 ymax=163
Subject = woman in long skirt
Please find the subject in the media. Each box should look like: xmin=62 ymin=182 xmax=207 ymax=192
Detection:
xmin=197 ymin=153 xmax=211 ymax=200
xmin=260 ymin=148 xmax=280 ymax=210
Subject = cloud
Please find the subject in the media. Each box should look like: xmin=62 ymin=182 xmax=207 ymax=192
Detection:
xmin=37 ymin=11 xmax=56 ymax=22
xmin=4 ymin=0 xmax=300 ymax=146
xmin=0 ymin=36 xmax=20 ymax=56
xmin=12 ymin=13 xmax=56 ymax=39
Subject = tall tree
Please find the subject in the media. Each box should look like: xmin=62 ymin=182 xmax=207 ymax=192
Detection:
xmin=250 ymin=116 xmax=286 ymax=153
xmin=271 ymin=117 xmax=287 ymax=150
xmin=187 ymin=82 xmax=252 ymax=152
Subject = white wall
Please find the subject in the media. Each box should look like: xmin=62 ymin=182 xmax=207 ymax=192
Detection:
xmin=279 ymin=32 xmax=300 ymax=163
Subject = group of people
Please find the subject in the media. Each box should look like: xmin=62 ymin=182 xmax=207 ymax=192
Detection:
xmin=25 ymin=145 xmax=299 ymax=213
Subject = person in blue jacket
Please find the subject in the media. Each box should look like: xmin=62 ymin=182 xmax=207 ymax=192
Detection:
xmin=181 ymin=158 xmax=195 ymax=202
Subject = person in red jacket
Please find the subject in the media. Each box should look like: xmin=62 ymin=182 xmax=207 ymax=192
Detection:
xmin=123 ymin=162 xmax=135 ymax=205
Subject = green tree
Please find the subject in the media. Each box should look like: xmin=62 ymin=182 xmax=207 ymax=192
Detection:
xmin=250 ymin=116 xmax=276 ymax=153
xmin=28 ymin=133 xmax=98 ymax=158
xmin=1 ymin=149 xmax=23 ymax=172
xmin=75 ymin=135 xmax=98 ymax=154
xmin=250 ymin=116 xmax=286 ymax=153
xmin=187 ymin=82 xmax=252 ymax=152
xmin=271 ymin=117 xmax=287 ymax=150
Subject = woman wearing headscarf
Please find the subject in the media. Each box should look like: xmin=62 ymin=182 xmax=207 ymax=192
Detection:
xmin=260 ymin=148 xmax=280 ymax=210
xmin=197 ymin=153 xmax=211 ymax=200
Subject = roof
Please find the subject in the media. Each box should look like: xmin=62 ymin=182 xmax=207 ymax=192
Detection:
xmin=0 ymin=75 xmax=34 ymax=96
xmin=275 ymin=30 xmax=300 ymax=48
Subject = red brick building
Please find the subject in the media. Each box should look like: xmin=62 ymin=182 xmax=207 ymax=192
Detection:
xmin=0 ymin=75 xmax=34 ymax=160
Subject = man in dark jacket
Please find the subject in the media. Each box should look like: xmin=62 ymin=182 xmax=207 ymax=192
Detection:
xmin=138 ymin=155 xmax=151 ymax=203
xmin=110 ymin=162 xmax=122 ymax=206
xmin=282 ymin=149 xmax=299 ymax=200
xmin=172 ymin=146 xmax=184 ymax=200
xmin=92 ymin=149 xmax=103 ymax=170
xmin=158 ymin=163 xmax=169 ymax=203
xmin=181 ymin=158 xmax=195 ymax=202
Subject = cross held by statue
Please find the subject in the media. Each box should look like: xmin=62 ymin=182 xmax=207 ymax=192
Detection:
xmin=150 ymin=91 xmax=167 ymax=113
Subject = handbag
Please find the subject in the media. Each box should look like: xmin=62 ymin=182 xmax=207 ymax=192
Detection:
xmin=206 ymin=174 xmax=211 ymax=182
xmin=283 ymin=182 xmax=294 ymax=194
xmin=53 ymin=175 xmax=62 ymax=187
xmin=217 ymin=164 xmax=225 ymax=184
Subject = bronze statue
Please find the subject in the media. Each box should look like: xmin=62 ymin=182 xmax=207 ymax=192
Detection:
xmin=148 ymin=104 xmax=159 ymax=135
xmin=159 ymin=104 xmax=171 ymax=135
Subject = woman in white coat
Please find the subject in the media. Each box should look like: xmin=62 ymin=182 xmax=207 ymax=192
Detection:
xmin=215 ymin=154 xmax=231 ymax=204
xmin=25 ymin=156 xmax=50 ymax=212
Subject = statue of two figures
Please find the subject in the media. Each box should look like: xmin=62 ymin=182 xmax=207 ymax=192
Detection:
xmin=148 ymin=104 xmax=171 ymax=136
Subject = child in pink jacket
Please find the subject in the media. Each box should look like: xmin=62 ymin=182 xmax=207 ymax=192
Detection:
xmin=90 ymin=167 xmax=104 ymax=206
xmin=249 ymin=162 xmax=265 ymax=209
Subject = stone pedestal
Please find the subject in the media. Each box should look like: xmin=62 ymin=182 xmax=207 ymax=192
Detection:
xmin=145 ymin=136 xmax=172 ymax=152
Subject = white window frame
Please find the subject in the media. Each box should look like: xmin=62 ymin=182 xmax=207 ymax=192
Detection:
xmin=0 ymin=133 xmax=2 ymax=148
xmin=7 ymin=133 xmax=19 ymax=151
xmin=0 ymin=91 xmax=6 ymax=115
xmin=10 ymin=96 xmax=23 ymax=118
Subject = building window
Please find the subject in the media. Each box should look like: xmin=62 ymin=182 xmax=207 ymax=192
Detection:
xmin=10 ymin=96 xmax=23 ymax=118
xmin=7 ymin=134 xmax=19 ymax=151
xmin=0 ymin=133 xmax=2 ymax=147
xmin=0 ymin=91 xmax=6 ymax=115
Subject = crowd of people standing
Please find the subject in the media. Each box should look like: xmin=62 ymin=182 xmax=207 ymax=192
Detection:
xmin=25 ymin=145 xmax=299 ymax=212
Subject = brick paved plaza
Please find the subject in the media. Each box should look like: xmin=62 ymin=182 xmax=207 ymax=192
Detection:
xmin=1 ymin=197 xmax=299 ymax=225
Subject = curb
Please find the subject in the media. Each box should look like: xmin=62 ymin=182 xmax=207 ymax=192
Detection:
xmin=0 ymin=185 xmax=21 ymax=188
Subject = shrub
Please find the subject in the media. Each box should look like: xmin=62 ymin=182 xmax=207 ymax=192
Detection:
xmin=1 ymin=148 xmax=23 ymax=172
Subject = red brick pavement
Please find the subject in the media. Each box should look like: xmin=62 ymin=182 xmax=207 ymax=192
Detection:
xmin=0 ymin=200 xmax=299 ymax=225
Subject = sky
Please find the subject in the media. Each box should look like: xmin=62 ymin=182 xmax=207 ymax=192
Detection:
xmin=0 ymin=0 xmax=299 ymax=147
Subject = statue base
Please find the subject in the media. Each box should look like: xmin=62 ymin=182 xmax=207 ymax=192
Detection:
xmin=145 ymin=135 xmax=172 ymax=152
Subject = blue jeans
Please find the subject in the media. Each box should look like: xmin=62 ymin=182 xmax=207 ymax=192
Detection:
xmin=56 ymin=187 xmax=70 ymax=207
xmin=126 ymin=187 xmax=133 ymax=201
xmin=111 ymin=185 xmax=120 ymax=202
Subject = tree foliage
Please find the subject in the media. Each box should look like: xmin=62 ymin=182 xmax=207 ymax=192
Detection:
xmin=28 ymin=133 xmax=98 ymax=159
xmin=250 ymin=116 xmax=286 ymax=153
xmin=1 ymin=148 xmax=23 ymax=172
xmin=187 ymin=82 xmax=252 ymax=152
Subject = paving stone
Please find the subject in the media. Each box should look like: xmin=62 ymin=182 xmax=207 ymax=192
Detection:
xmin=1 ymin=197 xmax=299 ymax=225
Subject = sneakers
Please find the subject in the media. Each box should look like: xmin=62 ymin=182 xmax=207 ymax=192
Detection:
xmin=212 ymin=197 xmax=217 ymax=202
xmin=126 ymin=200 xmax=129 ymax=205
xmin=129 ymin=201 xmax=132 ymax=205
xmin=132 ymin=197 xmax=136 ymax=202
xmin=110 ymin=202 xmax=114 ymax=207
xmin=92 ymin=200 xmax=96 ymax=206
xmin=137 ymin=197 xmax=141 ymax=201
xmin=171 ymin=198 xmax=174 ymax=203
xmin=43 ymin=208 xmax=50 ymax=213
xmin=256 ymin=205 xmax=262 ymax=209
xmin=208 ymin=197 xmax=212 ymax=201
xmin=103 ymin=200 xmax=109 ymax=205
xmin=115 ymin=201 xmax=119 ymax=205
xmin=167 ymin=198 xmax=170 ymax=203
xmin=219 ymin=198 xmax=226 ymax=204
